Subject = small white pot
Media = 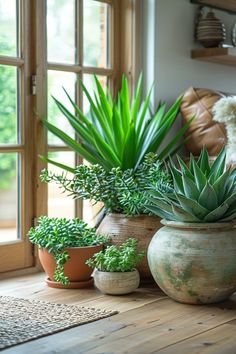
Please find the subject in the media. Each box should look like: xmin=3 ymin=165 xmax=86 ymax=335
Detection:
xmin=93 ymin=269 xmax=140 ymax=295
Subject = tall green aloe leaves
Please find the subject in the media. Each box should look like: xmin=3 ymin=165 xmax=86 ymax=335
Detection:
xmin=42 ymin=74 xmax=193 ymax=172
xmin=146 ymin=147 xmax=236 ymax=222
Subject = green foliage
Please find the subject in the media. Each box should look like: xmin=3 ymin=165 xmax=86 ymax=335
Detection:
xmin=40 ymin=153 xmax=172 ymax=215
xmin=146 ymin=147 xmax=236 ymax=223
xmin=41 ymin=74 xmax=193 ymax=172
xmin=0 ymin=43 xmax=17 ymax=189
xmin=86 ymin=238 xmax=145 ymax=272
xmin=28 ymin=216 xmax=109 ymax=284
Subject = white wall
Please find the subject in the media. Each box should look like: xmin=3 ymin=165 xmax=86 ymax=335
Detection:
xmin=142 ymin=0 xmax=236 ymax=107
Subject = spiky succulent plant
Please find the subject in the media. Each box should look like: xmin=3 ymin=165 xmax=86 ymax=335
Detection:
xmin=146 ymin=147 xmax=236 ymax=223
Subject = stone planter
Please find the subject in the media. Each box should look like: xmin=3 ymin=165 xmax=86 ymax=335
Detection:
xmin=39 ymin=244 xmax=103 ymax=289
xmin=94 ymin=269 xmax=140 ymax=295
xmin=97 ymin=213 xmax=162 ymax=282
xmin=148 ymin=220 xmax=236 ymax=304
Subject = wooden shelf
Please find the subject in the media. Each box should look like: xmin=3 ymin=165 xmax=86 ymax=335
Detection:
xmin=191 ymin=0 xmax=236 ymax=14
xmin=191 ymin=47 xmax=236 ymax=67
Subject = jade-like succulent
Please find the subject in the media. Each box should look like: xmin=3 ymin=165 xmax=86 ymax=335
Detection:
xmin=146 ymin=147 xmax=236 ymax=223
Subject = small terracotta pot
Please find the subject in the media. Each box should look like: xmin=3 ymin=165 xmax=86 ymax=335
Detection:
xmin=94 ymin=269 xmax=140 ymax=295
xmin=38 ymin=244 xmax=103 ymax=288
xmin=97 ymin=213 xmax=162 ymax=282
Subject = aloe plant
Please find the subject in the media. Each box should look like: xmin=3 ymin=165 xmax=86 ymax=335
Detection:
xmin=41 ymin=75 xmax=193 ymax=172
xmin=146 ymin=147 xmax=236 ymax=222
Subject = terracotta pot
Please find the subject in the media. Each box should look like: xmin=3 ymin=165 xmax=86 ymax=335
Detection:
xmin=97 ymin=213 xmax=162 ymax=281
xmin=38 ymin=244 xmax=103 ymax=288
xmin=148 ymin=220 xmax=236 ymax=304
xmin=94 ymin=268 xmax=140 ymax=295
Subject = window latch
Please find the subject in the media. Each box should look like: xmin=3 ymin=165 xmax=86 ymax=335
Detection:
xmin=31 ymin=75 xmax=37 ymax=95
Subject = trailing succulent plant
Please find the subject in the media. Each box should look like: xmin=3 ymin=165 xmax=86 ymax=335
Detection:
xmin=28 ymin=216 xmax=109 ymax=285
xmin=40 ymin=153 xmax=172 ymax=215
xmin=146 ymin=147 xmax=236 ymax=223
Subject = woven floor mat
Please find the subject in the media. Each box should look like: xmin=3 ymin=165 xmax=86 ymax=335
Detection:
xmin=0 ymin=295 xmax=118 ymax=350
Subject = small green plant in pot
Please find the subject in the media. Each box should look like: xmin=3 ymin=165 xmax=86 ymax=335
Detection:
xmin=86 ymin=238 xmax=145 ymax=295
xmin=146 ymin=147 xmax=236 ymax=304
xmin=28 ymin=216 xmax=109 ymax=289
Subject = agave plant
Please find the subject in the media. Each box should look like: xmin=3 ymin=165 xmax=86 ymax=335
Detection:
xmin=146 ymin=147 xmax=236 ymax=222
xmin=41 ymin=75 xmax=193 ymax=172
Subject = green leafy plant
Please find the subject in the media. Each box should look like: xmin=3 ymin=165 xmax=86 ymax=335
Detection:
xmin=41 ymin=74 xmax=193 ymax=172
xmin=0 ymin=42 xmax=18 ymax=189
xmin=86 ymin=238 xmax=145 ymax=272
xmin=146 ymin=147 xmax=236 ymax=222
xmin=28 ymin=216 xmax=109 ymax=284
xmin=40 ymin=153 xmax=172 ymax=215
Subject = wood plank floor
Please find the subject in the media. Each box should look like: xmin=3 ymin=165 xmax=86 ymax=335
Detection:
xmin=1 ymin=273 xmax=236 ymax=354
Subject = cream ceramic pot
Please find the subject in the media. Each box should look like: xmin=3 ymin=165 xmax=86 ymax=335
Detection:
xmin=148 ymin=220 xmax=236 ymax=304
xmin=93 ymin=268 xmax=140 ymax=295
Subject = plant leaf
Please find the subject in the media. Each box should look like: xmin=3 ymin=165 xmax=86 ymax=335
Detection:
xmin=131 ymin=73 xmax=142 ymax=123
xmin=204 ymin=203 xmax=229 ymax=222
xmin=198 ymin=182 xmax=218 ymax=210
xmin=176 ymin=194 xmax=210 ymax=219
xmin=191 ymin=156 xmax=207 ymax=191
xmin=158 ymin=116 xmax=195 ymax=160
xmin=145 ymin=204 xmax=178 ymax=221
xmin=197 ymin=146 xmax=211 ymax=176
xmin=182 ymin=173 xmax=200 ymax=200
xmin=209 ymin=147 xmax=226 ymax=183
xmin=41 ymin=119 xmax=99 ymax=165
xmin=121 ymin=122 xmax=136 ymax=170
xmin=39 ymin=155 xmax=75 ymax=173
xmin=172 ymin=205 xmax=200 ymax=222
xmin=168 ymin=160 xmax=184 ymax=194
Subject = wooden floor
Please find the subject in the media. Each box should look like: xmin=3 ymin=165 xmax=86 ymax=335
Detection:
xmin=1 ymin=273 xmax=236 ymax=354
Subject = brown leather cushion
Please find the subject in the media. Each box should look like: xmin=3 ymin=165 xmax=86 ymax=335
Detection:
xmin=180 ymin=87 xmax=227 ymax=156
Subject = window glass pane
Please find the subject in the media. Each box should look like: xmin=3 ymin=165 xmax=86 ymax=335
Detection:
xmin=83 ymin=200 xmax=103 ymax=227
xmin=48 ymin=151 xmax=75 ymax=218
xmin=48 ymin=70 xmax=76 ymax=145
xmin=82 ymin=75 xmax=107 ymax=227
xmin=0 ymin=153 xmax=20 ymax=243
xmin=0 ymin=0 xmax=17 ymax=57
xmin=47 ymin=0 xmax=75 ymax=64
xmin=84 ymin=1 xmax=109 ymax=68
xmin=0 ymin=65 xmax=18 ymax=144
xmin=83 ymin=74 xmax=108 ymax=115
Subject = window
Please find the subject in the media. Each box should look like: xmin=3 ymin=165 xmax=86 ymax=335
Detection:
xmin=46 ymin=0 xmax=112 ymax=225
xmin=0 ymin=0 xmax=141 ymax=274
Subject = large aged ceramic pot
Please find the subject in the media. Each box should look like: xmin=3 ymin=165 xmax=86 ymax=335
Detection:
xmin=97 ymin=213 xmax=162 ymax=282
xmin=94 ymin=269 xmax=140 ymax=295
xmin=148 ymin=220 xmax=236 ymax=304
xmin=39 ymin=244 xmax=103 ymax=289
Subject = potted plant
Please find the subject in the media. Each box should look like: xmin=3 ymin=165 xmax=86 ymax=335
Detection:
xmin=28 ymin=216 xmax=109 ymax=289
xmin=146 ymin=147 xmax=236 ymax=304
xmin=41 ymin=153 xmax=171 ymax=281
xmin=40 ymin=75 xmax=193 ymax=281
xmin=86 ymin=238 xmax=145 ymax=295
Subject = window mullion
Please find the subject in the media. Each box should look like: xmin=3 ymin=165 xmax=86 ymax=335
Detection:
xmin=22 ymin=0 xmax=36 ymax=250
xmin=35 ymin=0 xmax=48 ymax=219
xmin=75 ymin=0 xmax=83 ymax=218
xmin=0 ymin=57 xmax=24 ymax=66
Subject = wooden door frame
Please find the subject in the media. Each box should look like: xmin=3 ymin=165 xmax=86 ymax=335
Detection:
xmin=0 ymin=0 xmax=35 ymax=275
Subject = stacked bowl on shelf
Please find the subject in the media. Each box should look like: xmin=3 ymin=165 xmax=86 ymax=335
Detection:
xmin=196 ymin=10 xmax=226 ymax=48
